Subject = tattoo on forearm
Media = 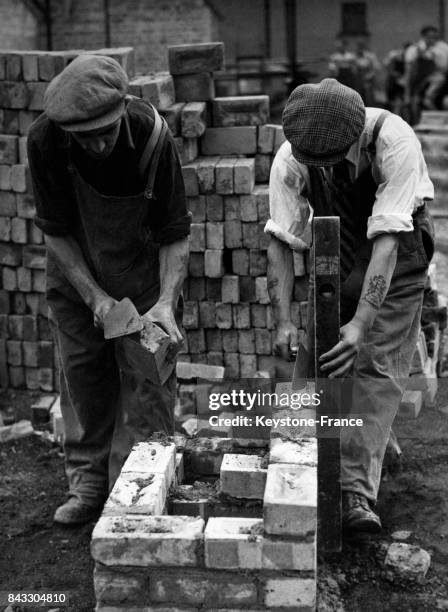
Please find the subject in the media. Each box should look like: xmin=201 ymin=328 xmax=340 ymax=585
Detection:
xmin=362 ymin=275 xmax=387 ymax=310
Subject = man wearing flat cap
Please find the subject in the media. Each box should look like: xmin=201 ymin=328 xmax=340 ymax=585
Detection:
xmin=266 ymin=78 xmax=434 ymax=532
xmin=28 ymin=54 xmax=191 ymax=524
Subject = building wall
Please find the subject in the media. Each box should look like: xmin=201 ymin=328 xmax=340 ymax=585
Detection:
xmin=0 ymin=0 xmax=41 ymax=49
xmin=50 ymin=0 xmax=218 ymax=73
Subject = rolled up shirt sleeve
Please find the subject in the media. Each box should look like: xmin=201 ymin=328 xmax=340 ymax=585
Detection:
xmin=148 ymin=131 xmax=191 ymax=245
xmin=265 ymin=143 xmax=311 ymax=250
xmin=368 ymin=137 xmax=423 ymax=239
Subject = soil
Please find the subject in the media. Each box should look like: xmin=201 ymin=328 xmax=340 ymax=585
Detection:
xmin=1 ymin=383 xmax=448 ymax=612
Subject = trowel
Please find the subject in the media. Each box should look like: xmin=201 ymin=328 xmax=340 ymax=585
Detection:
xmin=103 ymin=298 xmax=144 ymax=340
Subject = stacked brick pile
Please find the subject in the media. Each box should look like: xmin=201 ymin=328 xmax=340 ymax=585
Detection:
xmin=0 ymin=42 xmax=310 ymax=391
xmin=91 ymin=391 xmax=318 ymax=611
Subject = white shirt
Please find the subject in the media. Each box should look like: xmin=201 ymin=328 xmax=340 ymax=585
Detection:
xmin=265 ymin=107 xmax=434 ymax=249
xmin=405 ymin=39 xmax=448 ymax=72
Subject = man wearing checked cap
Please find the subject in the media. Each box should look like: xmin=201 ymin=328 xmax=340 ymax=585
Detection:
xmin=266 ymin=78 xmax=434 ymax=533
xmin=27 ymin=55 xmax=191 ymax=524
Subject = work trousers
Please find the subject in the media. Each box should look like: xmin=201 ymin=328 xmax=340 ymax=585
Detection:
xmin=49 ymin=288 xmax=176 ymax=508
xmin=308 ymin=207 xmax=432 ymax=503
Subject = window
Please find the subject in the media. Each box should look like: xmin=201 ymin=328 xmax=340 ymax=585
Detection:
xmin=341 ymin=2 xmax=368 ymax=36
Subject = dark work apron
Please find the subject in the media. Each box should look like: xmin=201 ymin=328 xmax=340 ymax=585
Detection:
xmin=47 ymin=103 xmax=170 ymax=316
xmin=307 ymin=111 xmax=434 ymax=325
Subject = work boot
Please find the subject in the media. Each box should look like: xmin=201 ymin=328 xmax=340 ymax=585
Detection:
xmin=342 ymin=491 xmax=382 ymax=534
xmin=53 ymin=497 xmax=103 ymax=525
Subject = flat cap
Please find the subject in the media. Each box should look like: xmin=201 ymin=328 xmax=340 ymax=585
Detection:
xmin=44 ymin=54 xmax=129 ymax=132
xmin=282 ymin=78 xmax=365 ymax=166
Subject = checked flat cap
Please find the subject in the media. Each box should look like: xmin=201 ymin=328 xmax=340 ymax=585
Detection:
xmin=44 ymin=54 xmax=128 ymax=132
xmin=282 ymin=78 xmax=366 ymax=166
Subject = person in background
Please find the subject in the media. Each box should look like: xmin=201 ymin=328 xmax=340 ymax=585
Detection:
xmin=354 ymin=35 xmax=381 ymax=106
xmin=404 ymin=25 xmax=448 ymax=122
xmin=328 ymin=35 xmax=358 ymax=90
xmin=384 ymin=42 xmax=411 ymax=115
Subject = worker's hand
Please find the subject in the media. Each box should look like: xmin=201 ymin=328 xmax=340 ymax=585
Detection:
xmin=318 ymin=319 xmax=366 ymax=378
xmin=92 ymin=295 xmax=118 ymax=329
xmin=273 ymin=321 xmax=299 ymax=361
xmin=143 ymin=301 xmax=184 ymax=362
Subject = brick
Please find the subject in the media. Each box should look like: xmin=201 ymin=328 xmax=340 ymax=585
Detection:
xmin=250 ymin=249 xmax=267 ymax=276
xmin=186 ymin=329 xmax=206 ymax=353
xmin=25 ymin=293 xmax=39 ymax=316
xmin=188 ymin=252 xmax=204 ymax=277
xmin=122 ymin=441 xmax=176 ymax=489
xmin=223 ymin=220 xmax=241 ymax=248
xmin=199 ymin=301 xmax=216 ymax=327
xmin=150 ymin=569 xmax=257 ymax=606
xmin=255 ymin=277 xmax=269 ymax=304
xmin=220 ymin=454 xmax=266 ymax=499
xmin=11 ymin=165 xmax=28 ymax=193
xmin=173 ymin=72 xmax=215 ymax=102
xmin=23 ymin=341 xmax=38 ymax=367
xmin=8 ymin=315 xmax=23 ymax=339
xmin=239 ymin=276 xmax=255 ymax=302
xmin=103 ymin=472 xmax=167 ymax=516
xmin=0 ymin=315 xmax=7 ymax=338
xmin=238 ymin=330 xmax=255 ymax=354
xmin=0 ymin=81 xmax=29 ymax=109
xmin=0 ymin=135 xmax=18 ymax=164
xmin=239 ymin=194 xmax=257 ymax=222
xmin=251 ymin=304 xmax=267 ymax=327
xmin=263 ymin=578 xmax=316 ymax=610
xmin=270 ymin=437 xmax=318 ymax=466
xmin=161 ymin=102 xmax=185 ymax=136
xmin=201 ymin=127 xmax=257 ymax=156
xmin=0 ymin=216 xmax=11 ymax=241
xmin=221 ymin=330 xmax=238 ymax=353
xmin=181 ymin=102 xmax=208 ymax=138
xmin=216 ymin=303 xmax=232 ymax=329
xmin=205 ymin=194 xmax=223 ymax=221
xmin=2 ymin=267 xmax=16 ymax=291
xmin=205 ymin=278 xmax=222 ymax=300
xmin=205 ymin=329 xmax=222 ymax=352
xmin=240 ymin=354 xmax=257 ymax=377
xmin=38 ymin=53 xmax=65 ymax=81
xmin=94 ymin=566 xmax=147 ymax=605
xmin=12 ymin=292 xmax=27 ymax=315
xmin=213 ymin=95 xmax=269 ymax=127
xmin=183 ymin=302 xmax=199 ymax=329
xmin=27 ymin=82 xmax=48 ymax=111
xmin=22 ymin=54 xmax=39 ymax=81
xmin=182 ymin=163 xmax=199 ymax=196
xmin=253 ymin=185 xmax=269 ymax=220
xmin=37 ymin=316 xmax=51 ymax=341
xmin=242 ymin=223 xmax=259 ymax=248
xmin=232 ymin=304 xmax=250 ymax=329
xmin=398 ymin=389 xmax=423 ymax=419
xmin=293 ymin=251 xmax=306 ymax=276
xmin=168 ymin=42 xmax=224 ymax=75
xmin=224 ymin=352 xmax=240 ymax=378
xmin=255 ymin=153 xmax=272 ymax=183
xmin=232 ymin=249 xmax=249 ymax=275
xmin=130 ymin=73 xmax=175 ymax=110
xmin=273 ymin=125 xmax=287 ymax=153
xmin=0 ymin=192 xmax=16 ymax=216
xmin=0 ymin=109 xmax=19 ymax=134
xmin=188 ymin=195 xmax=205 ymax=222
xmin=10 ymin=216 xmax=26 ymax=244
xmin=32 ymin=270 xmax=46 ymax=293
xmin=17 ymin=267 xmax=32 ymax=292
xmin=223 ymin=195 xmax=239 ymax=220
xmin=258 ymin=124 xmax=276 ymax=154
xmin=177 ymin=361 xmax=224 ymax=380
xmin=39 ymin=365 xmax=53 ymax=391
xmin=8 ymin=365 xmax=24 ymax=388
xmin=91 ymin=515 xmax=204 ymax=567
xmin=189 ymin=223 xmax=205 ymax=251
xmin=19 ymin=110 xmax=39 ymax=134
xmin=221 ymin=276 xmax=239 ymax=303
xmin=0 ymin=165 xmax=11 ymax=190
xmin=178 ymin=137 xmax=198 ymax=164
xmin=254 ymin=329 xmax=272 ymax=355
xmin=19 ymin=136 xmax=27 ymax=165
xmin=264 ymin=463 xmax=317 ymax=536
xmin=197 ymin=157 xmax=219 ymax=194
xmin=206 ymin=222 xmax=224 ymax=249
xmin=6 ymin=340 xmax=21 ymax=366
xmin=215 ymin=158 xmax=235 ymax=194
xmin=22 ymin=315 xmax=38 ymax=340
xmin=23 ymin=245 xmax=46 ymax=269
xmin=38 ymin=341 xmax=54 ymax=368
xmin=29 ymin=222 xmax=43 ymax=245
xmin=204 ymin=250 xmax=224 ymax=278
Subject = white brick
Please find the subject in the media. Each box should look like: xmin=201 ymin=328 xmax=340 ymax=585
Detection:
xmin=220 ymin=454 xmax=267 ymax=499
xmin=263 ymin=463 xmax=317 ymax=536
xmin=121 ymin=441 xmax=176 ymax=489
xmin=269 ymin=437 xmax=317 ymax=467
xmin=91 ymin=515 xmax=204 ymax=567
xmin=264 ymin=578 xmax=316 ymax=609
xmin=205 ymin=517 xmax=263 ymax=569
xmin=103 ymin=472 xmax=167 ymax=516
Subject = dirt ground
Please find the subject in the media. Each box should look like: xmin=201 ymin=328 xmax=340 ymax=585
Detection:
xmin=1 ymin=385 xmax=448 ymax=612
